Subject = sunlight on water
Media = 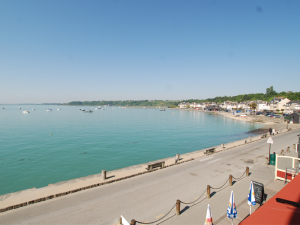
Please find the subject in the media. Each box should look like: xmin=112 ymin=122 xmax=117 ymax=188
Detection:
xmin=0 ymin=105 xmax=262 ymax=195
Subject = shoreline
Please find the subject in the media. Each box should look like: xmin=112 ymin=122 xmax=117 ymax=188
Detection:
xmin=1 ymin=108 xmax=299 ymax=214
xmin=1 ymin=124 xmax=300 ymax=213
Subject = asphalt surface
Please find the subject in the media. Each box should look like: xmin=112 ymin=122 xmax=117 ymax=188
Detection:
xmin=1 ymin=129 xmax=299 ymax=225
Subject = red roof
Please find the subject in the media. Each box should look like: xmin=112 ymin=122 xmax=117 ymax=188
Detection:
xmin=240 ymin=174 xmax=300 ymax=225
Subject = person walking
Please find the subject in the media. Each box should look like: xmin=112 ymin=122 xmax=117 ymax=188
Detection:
xmin=269 ymin=127 xmax=272 ymax=135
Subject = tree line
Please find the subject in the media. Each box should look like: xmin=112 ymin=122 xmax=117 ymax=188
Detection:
xmin=65 ymin=87 xmax=300 ymax=107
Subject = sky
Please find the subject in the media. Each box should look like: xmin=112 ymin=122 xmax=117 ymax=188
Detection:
xmin=0 ymin=0 xmax=299 ymax=104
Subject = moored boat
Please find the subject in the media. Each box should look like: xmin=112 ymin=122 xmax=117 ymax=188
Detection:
xmin=22 ymin=110 xmax=30 ymax=114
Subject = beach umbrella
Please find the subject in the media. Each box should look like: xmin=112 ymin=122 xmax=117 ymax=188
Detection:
xmin=204 ymin=204 xmax=214 ymax=225
xmin=121 ymin=215 xmax=130 ymax=225
xmin=227 ymin=190 xmax=237 ymax=225
xmin=247 ymin=181 xmax=256 ymax=215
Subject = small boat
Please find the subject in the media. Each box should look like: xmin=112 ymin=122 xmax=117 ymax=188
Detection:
xmin=18 ymin=107 xmax=21 ymax=109
xmin=46 ymin=109 xmax=53 ymax=112
xmin=22 ymin=110 xmax=30 ymax=114
xmin=57 ymin=108 xmax=61 ymax=110
xmin=83 ymin=110 xmax=93 ymax=113
xmin=32 ymin=109 xmax=35 ymax=111
xmin=1 ymin=107 xmax=4 ymax=109
xmin=160 ymin=109 xmax=166 ymax=111
xmin=98 ymin=106 xmax=101 ymax=109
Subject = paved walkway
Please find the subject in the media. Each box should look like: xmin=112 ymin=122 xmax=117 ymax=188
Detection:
xmin=159 ymin=147 xmax=298 ymax=225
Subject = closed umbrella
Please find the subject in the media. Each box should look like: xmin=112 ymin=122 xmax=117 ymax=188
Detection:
xmin=247 ymin=181 xmax=256 ymax=215
xmin=204 ymin=204 xmax=213 ymax=225
xmin=227 ymin=190 xmax=237 ymax=225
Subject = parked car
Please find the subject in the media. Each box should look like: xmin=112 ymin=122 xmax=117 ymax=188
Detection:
xmin=256 ymin=111 xmax=263 ymax=115
xmin=272 ymin=115 xmax=281 ymax=118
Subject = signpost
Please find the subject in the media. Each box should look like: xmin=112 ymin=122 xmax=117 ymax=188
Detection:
xmin=267 ymin=137 xmax=273 ymax=165
xmin=252 ymin=181 xmax=264 ymax=205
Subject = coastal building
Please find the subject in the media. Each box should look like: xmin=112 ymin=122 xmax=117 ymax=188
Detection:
xmin=270 ymin=97 xmax=290 ymax=112
xmin=257 ymin=101 xmax=270 ymax=111
xmin=284 ymin=101 xmax=300 ymax=113
xmin=206 ymin=105 xmax=222 ymax=111
xmin=178 ymin=102 xmax=190 ymax=109
xmin=289 ymin=113 xmax=299 ymax=124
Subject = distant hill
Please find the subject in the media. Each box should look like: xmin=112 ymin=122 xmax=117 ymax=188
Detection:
xmin=64 ymin=88 xmax=300 ymax=107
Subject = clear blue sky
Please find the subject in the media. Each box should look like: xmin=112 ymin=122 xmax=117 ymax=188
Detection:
xmin=1 ymin=0 xmax=299 ymax=104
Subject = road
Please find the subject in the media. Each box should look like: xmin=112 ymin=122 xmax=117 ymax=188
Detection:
xmin=0 ymin=129 xmax=299 ymax=225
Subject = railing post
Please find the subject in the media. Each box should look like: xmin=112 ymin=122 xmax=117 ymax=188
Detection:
xmin=130 ymin=219 xmax=136 ymax=225
xmin=207 ymin=185 xmax=211 ymax=199
xmin=176 ymin=199 xmax=181 ymax=215
xmin=102 ymin=170 xmax=106 ymax=181
xmin=229 ymin=175 xmax=233 ymax=186
xmin=246 ymin=167 xmax=249 ymax=176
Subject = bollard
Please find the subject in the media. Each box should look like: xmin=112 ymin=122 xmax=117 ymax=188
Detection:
xmin=246 ymin=167 xmax=249 ymax=176
xmin=130 ymin=219 xmax=136 ymax=225
xmin=207 ymin=185 xmax=211 ymax=199
xmin=229 ymin=175 xmax=233 ymax=186
xmin=102 ymin=170 xmax=106 ymax=181
xmin=175 ymin=154 xmax=180 ymax=163
xmin=176 ymin=199 xmax=181 ymax=215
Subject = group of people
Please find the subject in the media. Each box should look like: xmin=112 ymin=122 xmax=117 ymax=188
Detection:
xmin=269 ymin=127 xmax=275 ymax=135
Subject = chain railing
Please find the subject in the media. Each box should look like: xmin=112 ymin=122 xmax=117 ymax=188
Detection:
xmin=210 ymin=177 xmax=230 ymax=190
xmin=130 ymin=167 xmax=250 ymax=225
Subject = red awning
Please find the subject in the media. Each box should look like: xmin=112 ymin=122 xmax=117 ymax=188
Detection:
xmin=240 ymin=174 xmax=300 ymax=225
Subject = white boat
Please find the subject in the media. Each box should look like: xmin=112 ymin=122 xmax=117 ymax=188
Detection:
xmin=46 ymin=109 xmax=53 ymax=112
xmin=57 ymin=108 xmax=61 ymax=110
xmin=32 ymin=109 xmax=35 ymax=111
xmin=1 ymin=107 xmax=4 ymax=109
xmin=18 ymin=107 xmax=21 ymax=109
xmin=22 ymin=110 xmax=30 ymax=114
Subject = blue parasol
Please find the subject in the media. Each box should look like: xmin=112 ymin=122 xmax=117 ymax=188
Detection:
xmin=227 ymin=190 xmax=237 ymax=225
xmin=247 ymin=181 xmax=256 ymax=214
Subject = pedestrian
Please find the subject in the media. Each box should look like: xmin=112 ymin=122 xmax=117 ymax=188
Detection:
xmin=269 ymin=128 xmax=272 ymax=135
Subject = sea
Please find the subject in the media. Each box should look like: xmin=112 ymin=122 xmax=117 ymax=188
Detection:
xmin=0 ymin=105 xmax=263 ymax=196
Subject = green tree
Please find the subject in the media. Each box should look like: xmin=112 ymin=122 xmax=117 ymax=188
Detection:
xmin=249 ymin=103 xmax=257 ymax=114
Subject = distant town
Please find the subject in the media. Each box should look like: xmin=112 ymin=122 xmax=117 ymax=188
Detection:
xmin=62 ymin=87 xmax=300 ymax=114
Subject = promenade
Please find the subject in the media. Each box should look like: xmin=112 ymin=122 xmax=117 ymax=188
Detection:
xmin=0 ymin=126 xmax=299 ymax=224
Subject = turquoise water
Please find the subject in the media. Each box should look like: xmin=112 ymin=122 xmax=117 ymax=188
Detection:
xmin=0 ymin=105 xmax=262 ymax=195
